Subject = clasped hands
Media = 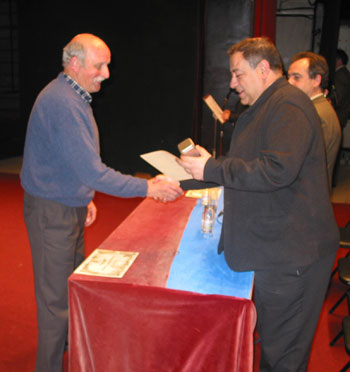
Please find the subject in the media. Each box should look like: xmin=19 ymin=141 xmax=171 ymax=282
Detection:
xmin=147 ymin=175 xmax=183 ymax=203
xmin=146 ymin=145 xmax=211 ymax=203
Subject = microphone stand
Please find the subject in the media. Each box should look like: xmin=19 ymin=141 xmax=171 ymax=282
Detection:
xmin=217 ymin=90 xmax=233 ymax=219
xmin=212 ymin=117 xmax=218 ymax=158
xmin=211 ymin=89 xmax=234 ymax=158
xmin=217 ymin=89 xmax=233 ymax=157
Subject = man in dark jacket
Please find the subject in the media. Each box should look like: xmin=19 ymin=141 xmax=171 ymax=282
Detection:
xmin=178 ymin=37 xmax=339 ymax=372
xmin=288 ymin=51 xmax=341 ymax=191
xmin=334 ymin=48 xmax=350 ymax=129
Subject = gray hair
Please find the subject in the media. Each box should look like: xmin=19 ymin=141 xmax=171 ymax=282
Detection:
xmin=228 ymin=37 xmax=283 ymax=72
xmin=62 ymin=40 xmax=86 ymax=67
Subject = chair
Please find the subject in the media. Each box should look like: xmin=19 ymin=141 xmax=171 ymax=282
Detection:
xmin=331 ymin=222 xmax=350 ymax=280
xmin=330 ymin=256 xmax=350 ymax=343
xmin=330 ymin=222 xmax=350 ymax=371
xmin=330 ymin=255 xmax=350 ymax=315
xmin=330 ymin=259 xmax=350 ymax=372
xmin=338 ymin=316 xmax=350 ymax=372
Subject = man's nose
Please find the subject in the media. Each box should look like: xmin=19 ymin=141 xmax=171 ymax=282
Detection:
xmin=102 ymin=65 xmax=110 ymax=79
xmin=230 ymin=75 xmax=238 ymax=89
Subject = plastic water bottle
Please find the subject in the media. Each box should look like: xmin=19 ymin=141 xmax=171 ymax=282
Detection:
xmin=201 ymin=188 xmax=209 ymax=206
xmin=202 ymin=204 xmax=215 ymax=236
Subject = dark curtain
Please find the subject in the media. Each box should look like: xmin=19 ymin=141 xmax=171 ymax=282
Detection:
xmin=200 ymin=0 xmax=254 ymax=155
xmin=19 ymin=0 xmax=204 ymax=175
xmin=18 ymin=0 xmax=255 ymax=173
xmin=319 ymin=0 xmax=342 ymax=88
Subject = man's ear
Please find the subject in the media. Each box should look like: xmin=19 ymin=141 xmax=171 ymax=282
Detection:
xmin=313 ymin=74 xmax=322 ymax=88
xmin=69 ymin=56 xmax=81 ymax=73
xmin=257 ymin=59 xmax=270 ymax=77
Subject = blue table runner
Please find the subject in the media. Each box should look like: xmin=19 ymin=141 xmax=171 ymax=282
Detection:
xmin=166 ymin=191 xmax=254 ymax=299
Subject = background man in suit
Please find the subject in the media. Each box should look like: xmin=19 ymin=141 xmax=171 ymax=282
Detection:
xmin=333 ymin=48 xmax=350 ymax=129
xmin=288 ymin=51 xmax=341 ymax=191
xmin=178 ymin=37 xmax=339 ymax=372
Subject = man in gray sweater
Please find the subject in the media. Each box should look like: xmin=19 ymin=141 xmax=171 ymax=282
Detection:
xmin=21 ymin=33 xmax=182 ymax=372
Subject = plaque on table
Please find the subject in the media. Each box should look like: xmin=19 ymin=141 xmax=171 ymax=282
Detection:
xmin=74 ymin=249 xmax=139 ymax=278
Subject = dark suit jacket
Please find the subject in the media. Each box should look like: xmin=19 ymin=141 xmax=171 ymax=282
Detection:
xmin=201 ymin=77 xmax=339 ymax=272
xmin=312 ymin=95 xmax=341 ymax=188
xmin=334 ymin=66 xmax=350 ymax=128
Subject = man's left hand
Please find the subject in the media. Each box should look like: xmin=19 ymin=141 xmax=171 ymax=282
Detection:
xmin=176 ymin=145 xmax=211 ymax=180
xmin=85 ymin=201 xmax=97 ymax=226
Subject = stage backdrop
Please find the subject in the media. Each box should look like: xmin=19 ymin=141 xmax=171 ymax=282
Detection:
xmin=18 ymin=0 xmax=253 ymax=175
xmin=200 ymin=0 xmax=254 ymax=155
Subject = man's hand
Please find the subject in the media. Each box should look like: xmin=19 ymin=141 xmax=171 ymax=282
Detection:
xmin=147 ymin=176 xmax=183 ymax=202
xmin=222 ymin=109 xmax=231 ymax=122
xmin=213 ymin=109 xmax=231 ymax=123
xmin=85 ymin=201 xmax=97 ymax=227
xmin=153 ymin=174 xmax=180 ymax=185
xmin=176 ymin=145 xmax=211 ymax=181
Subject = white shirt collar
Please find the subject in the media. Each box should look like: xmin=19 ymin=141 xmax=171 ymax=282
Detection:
xmin=311 ymin=93 xmax=324 ymax=101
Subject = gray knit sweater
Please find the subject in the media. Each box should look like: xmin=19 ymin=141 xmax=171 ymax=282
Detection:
xmin=21 ymin=73 xmax=147 ymax=207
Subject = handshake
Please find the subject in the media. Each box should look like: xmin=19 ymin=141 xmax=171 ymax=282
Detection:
xmin=146 ymin=175 xmax=183 ymax=203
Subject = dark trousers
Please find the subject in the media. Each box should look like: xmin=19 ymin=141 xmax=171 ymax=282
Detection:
xmin=23 ymin=192 xmax=87 ymax=372
xmin=254 ymin=251 xmax=337 ymax=372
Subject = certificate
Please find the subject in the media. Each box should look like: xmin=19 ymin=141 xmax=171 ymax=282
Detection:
xmin=74 ymin=249 xmax=139 ymax=278
xmin=140 ymin=150 xmax=193 ymax=181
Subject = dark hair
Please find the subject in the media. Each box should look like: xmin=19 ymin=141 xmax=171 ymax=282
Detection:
xmin=336 ymin=49 xmax=348 ymax=65
xmin=291 ymin=51 xmax=329 ymax=90
xmin=227 ymin=37 xmax=283 ymax=72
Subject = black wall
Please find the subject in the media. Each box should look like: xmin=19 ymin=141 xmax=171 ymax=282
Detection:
xmin=201 ymin=0 xmax=254 ymax=155
xmin=17 ymin=0 xmax=253 ymax=175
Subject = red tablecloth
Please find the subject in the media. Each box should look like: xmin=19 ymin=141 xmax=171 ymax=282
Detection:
xmin=68 ymin=196 xmax=256 ymax=372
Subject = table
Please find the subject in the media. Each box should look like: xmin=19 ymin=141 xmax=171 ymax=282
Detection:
xmin=68 ymin=193 xmax=256 ymax=372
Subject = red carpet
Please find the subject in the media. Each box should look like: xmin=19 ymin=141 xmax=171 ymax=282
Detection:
xmin=0 ymin=173 xmax=349 ymax=371
xmin=0 ymin=173 xmax=142 ymax=372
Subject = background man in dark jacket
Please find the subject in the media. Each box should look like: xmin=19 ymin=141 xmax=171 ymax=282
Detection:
xmin=334 ymin=48 xmax=350 ymax=129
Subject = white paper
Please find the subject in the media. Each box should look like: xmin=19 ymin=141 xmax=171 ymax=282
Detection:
xmin=140 ymin=150 xmax=193 ymax=181
xmin=74 ymin=249 xmax=139 ymax=278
